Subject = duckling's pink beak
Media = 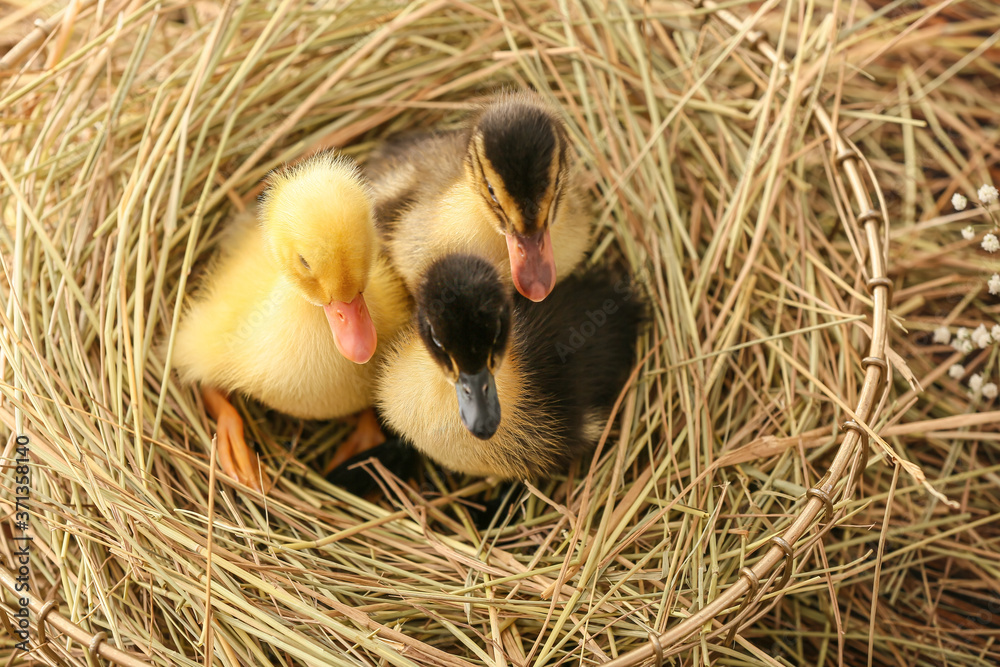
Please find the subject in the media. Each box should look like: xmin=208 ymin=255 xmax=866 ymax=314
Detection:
xmin=506 ymin=229 xmax=556 ymax=302
xmin=324 ymin=294 xmax=377 ymax=364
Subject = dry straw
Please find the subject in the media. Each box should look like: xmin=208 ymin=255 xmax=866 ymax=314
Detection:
xmin=2 ymin=1 xmax=999 ymax=666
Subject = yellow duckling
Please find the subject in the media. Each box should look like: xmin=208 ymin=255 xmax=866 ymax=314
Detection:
xmin=365 ymin=90 xmax=593 ymax=302
xmin=171 ymin=150 xmax=411 ymax=491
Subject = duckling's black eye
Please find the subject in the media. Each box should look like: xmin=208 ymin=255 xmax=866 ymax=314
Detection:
xmin=486 ymin=181 xmax=498 ymax=204
xmin=299 ymin=255 xmax=310 ymax=270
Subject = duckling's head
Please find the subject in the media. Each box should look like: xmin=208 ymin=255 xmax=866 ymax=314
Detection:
xmin=465 ymin=91 xmax=570 ymax=302
xmin=416 ymin=254 xmax=512 ymax=440
xmin=260 ymin=151 xmax=378 ymax=364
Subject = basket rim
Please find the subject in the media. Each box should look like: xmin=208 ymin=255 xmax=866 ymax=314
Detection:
xmin=602 ymin=2 xmax=893 ymax=664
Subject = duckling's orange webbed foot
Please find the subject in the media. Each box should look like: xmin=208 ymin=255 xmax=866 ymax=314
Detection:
xmin=201 ymin=386 xmax=265 ymax=493
xmin=324 ymin=407 xmax=386 ymax=474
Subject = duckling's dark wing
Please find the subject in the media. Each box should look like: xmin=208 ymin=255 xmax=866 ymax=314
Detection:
xmin=364 ymin=129 xmax=468 ymax=238
xmin=511 ymin=267 xmax=644 ymax=469
xmin=325 ymin=435 xmax=421 ymax=498
xmin=364 ymin=130 xmax=447 ymax=181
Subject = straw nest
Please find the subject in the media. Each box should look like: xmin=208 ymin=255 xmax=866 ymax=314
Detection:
xmin=2 ymin=0 xmax=999 ymax=665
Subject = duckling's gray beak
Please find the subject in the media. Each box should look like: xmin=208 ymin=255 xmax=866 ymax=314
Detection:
xmin=456 ymin=368 xmax=501 ymax=440
xmin=506 ymin=228 xmax=556 ymax=302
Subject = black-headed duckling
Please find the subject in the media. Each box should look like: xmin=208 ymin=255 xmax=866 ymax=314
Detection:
xmin=375 ymin=254 xmax=642 ymax=479
xmin=365 ymin=90 xmax=593 ymax=303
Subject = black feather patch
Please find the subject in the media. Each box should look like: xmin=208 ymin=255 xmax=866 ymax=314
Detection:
xmin=325 ymin=436 xmax=421 ymax=498
xmin=416 ymin=254 xmax=511 ymax=373
xmin=372 ymin=188 xmax=416 ymax=239
xmin=476 ymin=103 xmax=561 ymax=232
xmin=509 ymin=265 xmax=646 ymax=472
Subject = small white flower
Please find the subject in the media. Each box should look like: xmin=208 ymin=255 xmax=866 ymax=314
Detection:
xmin=951 ymin=338 xmax=974 ymax=354
xmin=978 ymin=183 xmax=999 ymax=204
xmin=949 ymin=364 xmax=965 ymax=379
xmin=993 ymin=324 xmax=1000 ymax=342
xmin=972 ymin=324 xmax=992 ymax=348
xmin=969 ymin=373 xmax=983 ymax=393
xmin=953 ymin=193 xmax=968 ymax=211
xmin=932 ymin=326 xmax=952 ymax=344
xmin=983 ymin=383 xmax=999 ymax=399
xmin=957 ymin=327 xmax=970 ymax=340
xmin=990 ymin=274 xmax=1000 ymax=296
xmin=961 ymin=226 xmax=976 ymax=241
xmin=983 ymin=233 xmax=1000 ymax=253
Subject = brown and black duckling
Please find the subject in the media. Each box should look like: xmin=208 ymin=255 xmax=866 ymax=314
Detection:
xmin=375 ymin=254 xmax=643 ymax=479
xmin=365 ymin=90 xmax=593 ymax=302
xmin=171 ymin=151 xmax=411 ymax=491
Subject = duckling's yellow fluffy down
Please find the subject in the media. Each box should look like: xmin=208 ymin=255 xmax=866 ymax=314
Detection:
xmin=172 ymin=152 xmax=411 ymax=420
